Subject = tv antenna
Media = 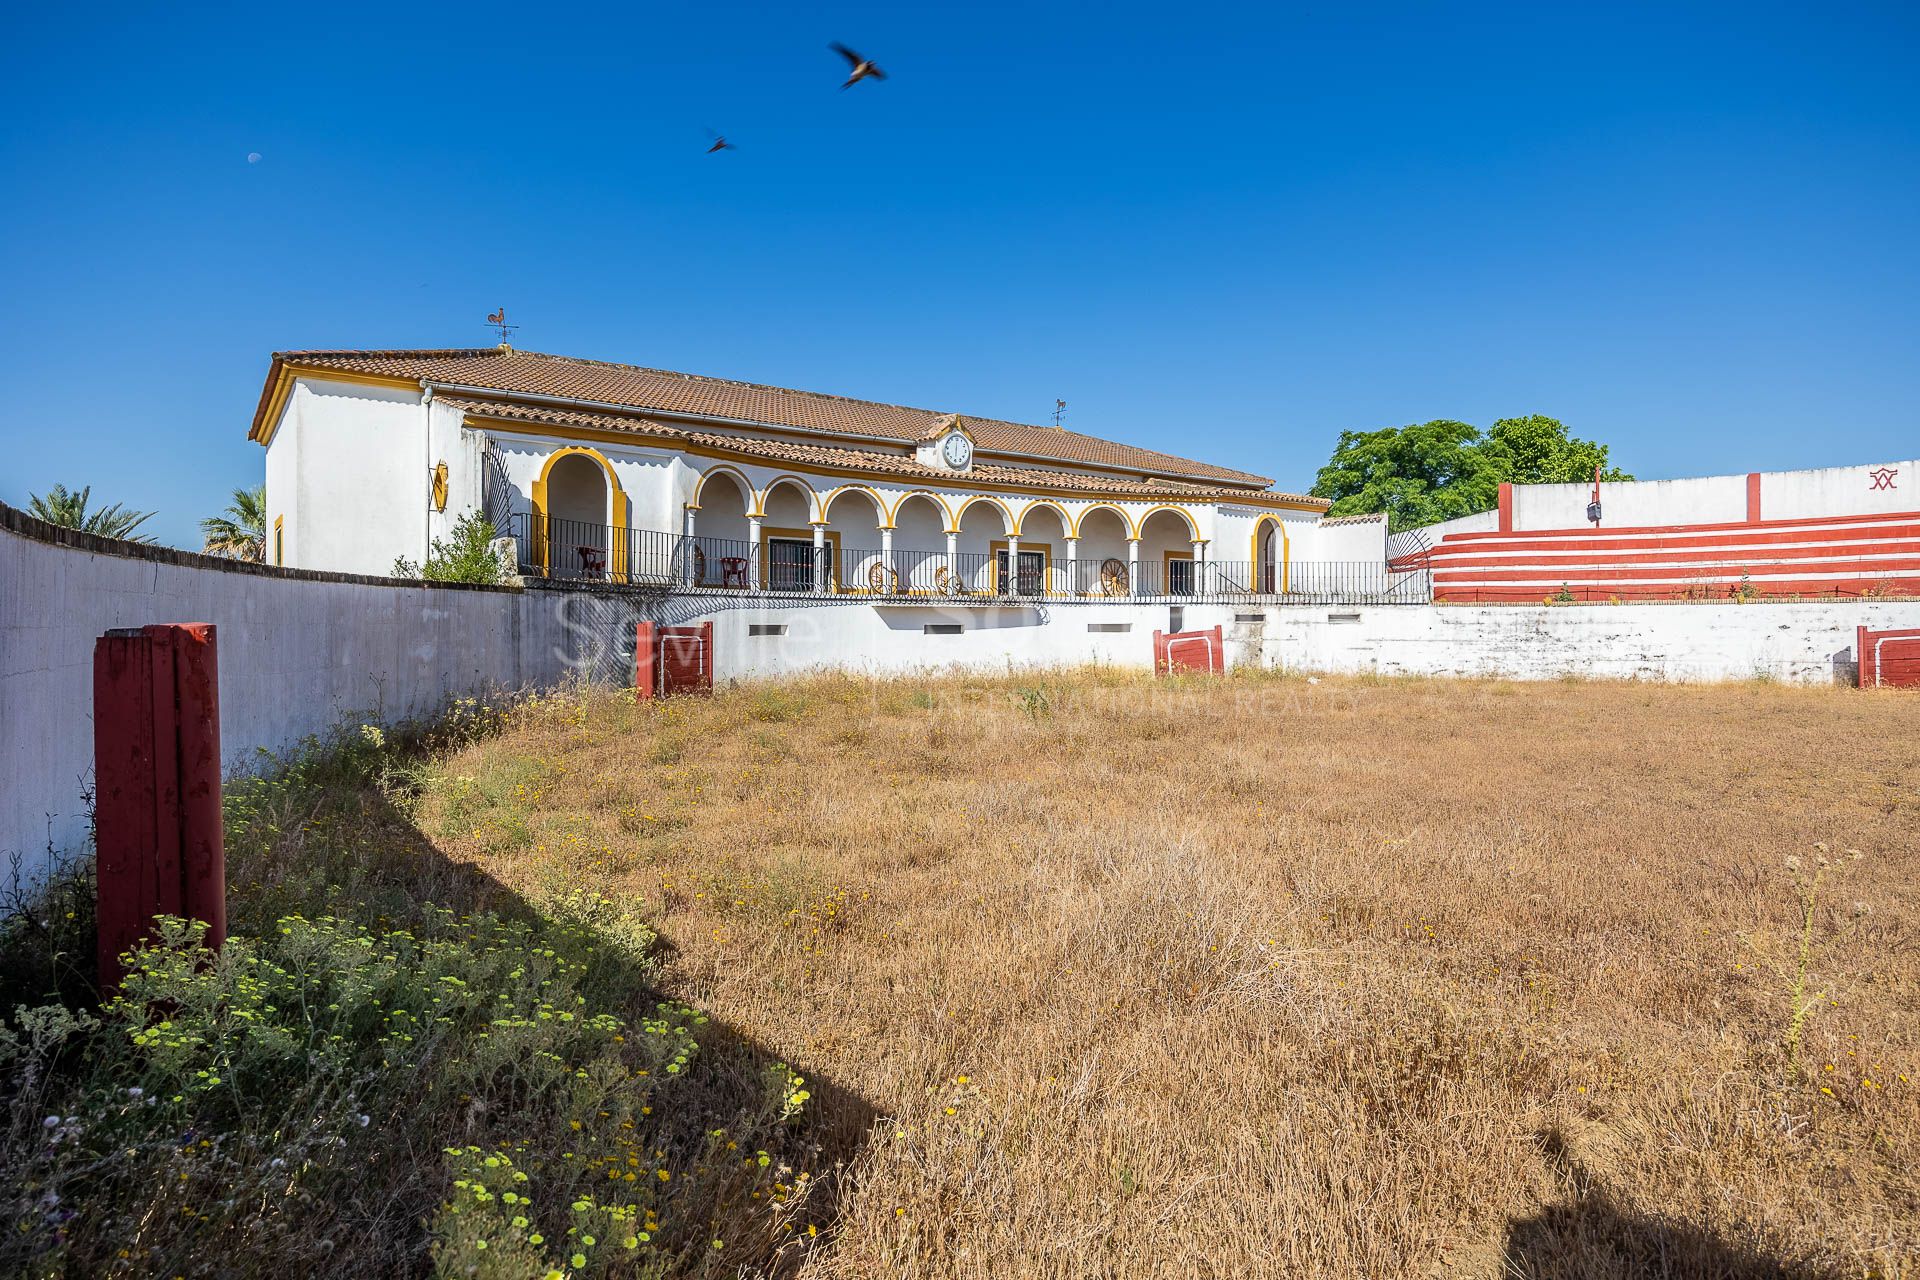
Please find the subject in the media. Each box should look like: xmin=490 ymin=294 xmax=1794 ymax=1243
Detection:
xmin=485 ymin=307 xmax=519 ymax=344
xmin=1053 ymin=398 xmax=1067 ymax=428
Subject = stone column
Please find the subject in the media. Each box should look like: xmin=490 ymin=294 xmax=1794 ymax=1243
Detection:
xmin=1192 ymin=538 xmax=1207 ymax=596
xmin=1127 ymin=538 xmax=1140 ymax=596
xmin=1004 ymin=533 xmax=1020 ymax=596
xmin=880 ymin=527 xmax=895 ymax=594
xmin=747 ymin=514 xmax=763 ymax=591
xmin=812 ymin=523 xmax=828 ymax=594
xmin=1065 ymin=536 xmax=1079 ymax=595
xmin=945 ymin=530 xmax=959 ymax=595
xmin=681 ymin=506 xmax=697 ymax=586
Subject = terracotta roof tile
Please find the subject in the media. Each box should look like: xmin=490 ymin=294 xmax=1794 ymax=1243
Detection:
xmin=264 ymin=347 xmax=1274 ymax=487
xmin=441 ymin=397 xmax=1325 ymax=508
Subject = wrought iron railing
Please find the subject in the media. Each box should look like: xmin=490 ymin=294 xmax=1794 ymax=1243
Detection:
xmin=503 ymin=516 xmax=1430 ymax=603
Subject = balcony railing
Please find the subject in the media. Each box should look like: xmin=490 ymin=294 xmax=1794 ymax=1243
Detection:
xmin=505 ymin=516 xmax=1430 ymax=604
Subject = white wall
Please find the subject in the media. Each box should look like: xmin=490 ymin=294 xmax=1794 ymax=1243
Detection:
xmin=266 ymin=378 xmax=429 ymax=576
xmin=1761 ymin=457 xmax=1917 ymax=521
xmin=0 ymin=512 xmax=625 ymax=883
xmin=1513 ymin=473 xmax=1749 ymax=530
xmin=1256 ymin=599 xmax=1919 ymax=684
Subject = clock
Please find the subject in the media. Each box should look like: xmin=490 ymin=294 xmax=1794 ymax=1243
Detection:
xmin=941 ymin=431 xmax=973 ymax=470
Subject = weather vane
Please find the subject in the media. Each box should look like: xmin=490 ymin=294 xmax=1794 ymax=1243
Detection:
xmin=485 ymin=307 xmax=518 ymax=344
xmin=1053 ymin=398 xmax=1067 ymax=428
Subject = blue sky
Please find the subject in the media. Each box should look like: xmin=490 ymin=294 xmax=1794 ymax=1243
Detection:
xmin=2 ymin=1 xmax=1915 ymax=549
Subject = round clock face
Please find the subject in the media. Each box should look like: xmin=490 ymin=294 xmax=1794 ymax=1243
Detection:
xmin=942 ymin=432 xmax=972 ymax=469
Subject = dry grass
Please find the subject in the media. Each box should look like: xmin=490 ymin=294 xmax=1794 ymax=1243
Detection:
xmin=416 ymin=670 xmax=1920 ymax=1279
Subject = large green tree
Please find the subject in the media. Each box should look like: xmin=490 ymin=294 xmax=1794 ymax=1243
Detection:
xmin=27 ymin=484 xmax=157 ymax=542
xmin=1311 ymin=415 xmax=1631 ymax=531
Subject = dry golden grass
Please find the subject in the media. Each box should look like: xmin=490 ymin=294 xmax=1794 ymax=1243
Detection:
xmin=417 ymin=670 xmax=1920 ymax=1279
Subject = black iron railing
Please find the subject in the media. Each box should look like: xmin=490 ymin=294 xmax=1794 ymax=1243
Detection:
xmin=503 ymin=516 xmax=1430 ymax=603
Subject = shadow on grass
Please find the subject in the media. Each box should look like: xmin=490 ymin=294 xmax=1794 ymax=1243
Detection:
xmin=3 ymin=736 xmax=880 ymax=1279
xmin=1503 ymin=1128 xmax=1820 ymax=1280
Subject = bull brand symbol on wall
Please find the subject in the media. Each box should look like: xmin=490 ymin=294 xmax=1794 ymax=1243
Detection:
xmin=1868 ymin=466 xmax=1898 ymax=491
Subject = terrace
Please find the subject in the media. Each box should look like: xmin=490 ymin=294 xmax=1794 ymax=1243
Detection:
xmin=504 ymin=512 xmax=1430 ymax=605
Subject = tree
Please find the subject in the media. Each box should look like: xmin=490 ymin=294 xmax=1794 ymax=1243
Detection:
xmin=1310 ymin=415 xmax=1633 ymax=531
xmin=391 ymin=511 xmax=506 ymax=584
xmin=28 ymin=484 xmax=156 ymax=542
xmin=1310 ymin=420 xmax=1501 ymax=531
xmin=1479 ymin=415 xmax=1631 ymax=486
xmin=200 ymin=485 xmax=267 ymax=561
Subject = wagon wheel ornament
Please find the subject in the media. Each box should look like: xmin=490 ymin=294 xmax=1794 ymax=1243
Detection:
xmin=1099 ymin=557 xmax=1129 ymax=596
xmin=934 ymin=564 xmax=963 ymax=596
xmin=689 ymin=544 xmax=707 ymax=582
xmin=866 ymin=562 xmax=900 ymax=594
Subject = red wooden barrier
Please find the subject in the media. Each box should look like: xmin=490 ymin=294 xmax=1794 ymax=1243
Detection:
xmin=92 ymin=623 xmax=226 ymax=989
xmin=1858 ymin=624 xmax=1920 ymax=688
xmin=1152 ymin=625 xmax=1225 ymax=676
xmin=635 ymin=620 xmax=714 ymax=697
xmin=634 ymin=621 xmax=658 ymax=700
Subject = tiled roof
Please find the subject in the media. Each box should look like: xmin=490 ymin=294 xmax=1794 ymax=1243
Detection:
xmin=258 ymin=347 xmax=1273 ymax=487
xmin=440 ymin=397 xmax=1326 ymax=508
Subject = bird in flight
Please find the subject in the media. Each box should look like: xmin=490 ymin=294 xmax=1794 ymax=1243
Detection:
xmin=705 ymin=129 xmax=735 ymax=153
xmin=830 ymin=42 xmax=886 ymax=89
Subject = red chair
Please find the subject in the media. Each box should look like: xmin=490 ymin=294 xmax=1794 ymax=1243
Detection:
xmin=719 ymin=556 xmax=749 ymax=588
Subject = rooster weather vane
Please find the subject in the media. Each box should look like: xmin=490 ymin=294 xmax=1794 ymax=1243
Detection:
xmin=486 ymin=308 xmax=518 ymax=343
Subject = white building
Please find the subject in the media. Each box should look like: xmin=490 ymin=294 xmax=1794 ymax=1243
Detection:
xmin=249 ymin=346 xmax=1400 ymax=600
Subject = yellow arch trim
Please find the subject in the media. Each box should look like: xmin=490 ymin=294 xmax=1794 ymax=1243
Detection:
xmin=1069 ymin=503 xmax=1134 ymax=539
xmin=1250 ymin=515 xmax=1291 ymax=593
xmin=819 ymin=483 xmax=893 ymax=529
xmin=887 ymin=489 xmax=958 ymax=529
xmin=530 ymin=446 xmax=631 ymax=578
xmin=1015 ymin=499 xmax=1073 ymax=538
xmin=752 ymin=473 xmax=820 ymax=521
xmin=1133 ymin=503 xmax=1199 ymax=541
xmin=693 ymin=464 xmax=755 ymax=510
xmin=948 ymin=493 xmax=1017 ymax=535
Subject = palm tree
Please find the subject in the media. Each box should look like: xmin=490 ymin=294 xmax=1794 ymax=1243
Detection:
xmin=200 ymin=485 xmax=267 ymax=561
xmin=28 ymin=484 xmax=157 ymax=542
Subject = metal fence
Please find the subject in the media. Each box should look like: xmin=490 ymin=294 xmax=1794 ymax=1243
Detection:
xmin=505 ymin=516 xmax=1432 ymax=603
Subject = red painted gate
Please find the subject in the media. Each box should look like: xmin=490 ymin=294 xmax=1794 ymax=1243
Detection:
xmin=1153 ymin=625 xmax=1225 ymax=676
xmin=92 ymin=623 xmax=227 ymax=989
xmin=635 ymin=621 xmax=714 ymax=697
xmin=1858 ymin=625 xmax=1920 ymax=688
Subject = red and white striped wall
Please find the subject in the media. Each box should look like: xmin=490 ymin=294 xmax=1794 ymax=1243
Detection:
xmin=1395 ymin=468 xmax=1920 ymax=603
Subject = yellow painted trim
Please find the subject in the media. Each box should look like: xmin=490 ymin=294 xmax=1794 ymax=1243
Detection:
xmin=1069 ymin=502 xmax=1134 ymax=539
xmin=887 ymin=489 xmax=958 ymax=528
xmin=462 ymin=414 xmax=1329 ymax=514
xmin=530 ymin=446 xmax=630 ymax=579
xmin=1249 ymin=515 xmax=1290 ymax=593
xmin=693 ymin=463 xmax=755 ymax=509
xmin=760 ymin=525 xmax=839 ymax=591
xmin=989 ymin=538 xmax=1052 ymax=594
xmin=272 ymin=515 xmax=284 ymax=567
xmin=819 ymin=483 xmax=892 ymax=529
xmin=1015 ymin=499 xmax=1073 ymax=537
xmin=753 ymin=473 xmax=821 ymax=521
xmin=1135 ymin=504 xmax=1200 ymax=541
xmin=949 ymin=493 xmax=1018 ymax=534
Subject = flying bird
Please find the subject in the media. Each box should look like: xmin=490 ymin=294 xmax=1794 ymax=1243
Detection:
xmin=830 ymin=42 xmax=886 ymax=89
xmin=705 ymin=129 xmax=734 ymax=153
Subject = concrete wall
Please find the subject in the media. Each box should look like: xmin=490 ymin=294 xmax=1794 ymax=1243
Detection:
xmin=1500 ymin=457 xmax=1917 ymax=533
xmin=658 ymin=593 xmax=1920 ymax=687
xmin=0 ymin=508 xmax=639 ymax=882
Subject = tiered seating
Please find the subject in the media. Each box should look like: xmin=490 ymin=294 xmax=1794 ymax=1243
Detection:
xmin=1393 ymin=510 xmax=1920 ymax=603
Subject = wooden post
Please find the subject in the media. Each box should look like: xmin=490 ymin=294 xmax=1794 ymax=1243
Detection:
xmin=92 ymin=623 xmax=225 ymax=990
xmin=635 ymin=621 xmax=657 ymax=699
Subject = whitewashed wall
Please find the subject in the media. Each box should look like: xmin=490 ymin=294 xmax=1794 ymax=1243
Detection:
xmin=0 ymin=512 xmax=627 ymax=883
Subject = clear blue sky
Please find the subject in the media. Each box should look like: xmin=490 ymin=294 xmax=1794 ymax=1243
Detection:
xmin=2 ymin=1 xmax=1915 ymax=548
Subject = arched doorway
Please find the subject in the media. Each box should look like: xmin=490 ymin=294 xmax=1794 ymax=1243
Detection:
xmin=1137 ymin=507 xmax=1198 ymax=596
xmin=541 ymin=451 xmax=614 ymax=579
